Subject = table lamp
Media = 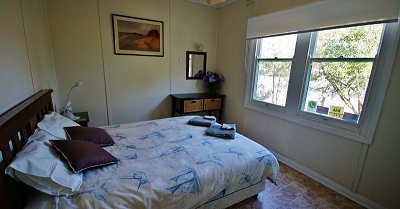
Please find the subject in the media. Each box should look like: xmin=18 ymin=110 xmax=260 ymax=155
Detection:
xmin=63 ymin=81 xmax=83 ymax=120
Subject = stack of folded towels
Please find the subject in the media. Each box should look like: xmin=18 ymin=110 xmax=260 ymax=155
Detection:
xmin=188 ymin=116 xmax=236 ymax=139
xmin=206 ymin=123 xmax=236 ymax=139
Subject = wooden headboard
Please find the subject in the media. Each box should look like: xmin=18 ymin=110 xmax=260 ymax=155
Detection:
xmin=0 ymin=89 xmax=53 ymax=209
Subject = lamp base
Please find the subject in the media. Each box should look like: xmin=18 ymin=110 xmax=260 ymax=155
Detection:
xmin=63 ymin=100 xmax=76 ymax=120
xmin=64 ymin=111 xmax=76 ymax=120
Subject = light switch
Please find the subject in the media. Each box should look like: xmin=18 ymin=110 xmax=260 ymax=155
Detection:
xmin=179 ymin=57 xmax=183 ymax=63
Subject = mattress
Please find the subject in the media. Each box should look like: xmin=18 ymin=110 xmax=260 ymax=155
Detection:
xmin=25 ymin=116 xmax=279 ymax=209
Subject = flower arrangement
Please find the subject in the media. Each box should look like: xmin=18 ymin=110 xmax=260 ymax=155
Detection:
xmin=203 ymin=71 xmax=225 ymax=92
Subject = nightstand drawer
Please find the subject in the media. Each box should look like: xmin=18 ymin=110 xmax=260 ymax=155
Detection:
xmin=184 ymin=99 xmax=203 ymax=113
xmin=204 ymin=98 xmax=221 ymax=110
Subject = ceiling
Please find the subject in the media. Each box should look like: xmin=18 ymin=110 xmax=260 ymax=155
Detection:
xmin=188 ymin=0 xmax=240 ymax=8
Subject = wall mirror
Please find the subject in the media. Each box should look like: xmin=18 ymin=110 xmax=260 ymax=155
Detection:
xmin=186 ymin=51 xmax=207 ymax=79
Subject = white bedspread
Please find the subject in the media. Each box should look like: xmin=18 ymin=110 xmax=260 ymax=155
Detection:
xmin=26 ymin=116 xmax=279 ymax=209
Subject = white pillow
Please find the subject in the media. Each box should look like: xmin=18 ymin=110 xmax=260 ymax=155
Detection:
xmin=37 ymin=112 xmax=80 ymax=139
xmin=5 ymin=134 xmax=83 ymax=196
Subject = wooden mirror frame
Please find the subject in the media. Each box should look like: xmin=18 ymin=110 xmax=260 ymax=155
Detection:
xmin=186 ymin=51 xmax=207 ymax=80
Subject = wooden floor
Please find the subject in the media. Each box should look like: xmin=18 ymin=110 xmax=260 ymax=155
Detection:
xmin=228 ymin=162 xmax=365 ymax=209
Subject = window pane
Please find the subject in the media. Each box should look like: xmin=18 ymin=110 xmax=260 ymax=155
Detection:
xmin=303 ymin=61 xmax=373 ymax=123
xmin=313 ymin=24 xmax=383 ymax=58
xmin=254 ymin=61 xmax=291 ymax=106
xmin=259 ymin=34 xmax=297 ymax=58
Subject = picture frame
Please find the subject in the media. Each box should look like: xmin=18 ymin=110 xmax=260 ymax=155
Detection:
xmin=112 ymin=14 xmax=164 ymax=56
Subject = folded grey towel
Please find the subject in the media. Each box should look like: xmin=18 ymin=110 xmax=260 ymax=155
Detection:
xmin=206 ymin=124 xmax=236 ymax=139
xmin=188 ymin=116 xmax=216 ymax=127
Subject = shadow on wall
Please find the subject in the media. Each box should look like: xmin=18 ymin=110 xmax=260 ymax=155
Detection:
xmin=149 ymin=96 xmax=171 ymax=120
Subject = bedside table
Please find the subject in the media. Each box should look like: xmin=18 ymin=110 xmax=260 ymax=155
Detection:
xmin=73 ymin=112 xmax=89 ymax=127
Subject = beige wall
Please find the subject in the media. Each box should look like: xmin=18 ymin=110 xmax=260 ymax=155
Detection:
xmin=217 ymin=0 xmax=400 ymax=208
xmin=215 ymin=0 xmax=254 ymax=131
xmin=356 ymin=43 xmax=400 ymax=208
xmin=21 ymin=0 xmax=60 ymax=110
xmin=99 ymin=0 xmax=171 ymax=124
xmin=46 ymin=0 xmax=218 ymax=125
xmin=170 ymin=0 xmax=218 ymax=93
xmin=47 ymin=0 xmax=109 ymax=126
xmin=254 ymin=0 xmax=316 ymax=17
xmin=0 ymin=0 xmax=59 ymax=114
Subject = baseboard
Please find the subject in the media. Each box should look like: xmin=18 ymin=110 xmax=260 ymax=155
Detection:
xmin=270 ymin=151 xmax=386 ymax=209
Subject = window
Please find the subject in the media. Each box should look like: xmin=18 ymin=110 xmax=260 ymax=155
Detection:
xmin=302 ymin=24 xmax=384 ymax=124
xmin=254 ymin=34 xmax=297 ymax=107
xmin=246 ymin=21 xmax=399 ymax=143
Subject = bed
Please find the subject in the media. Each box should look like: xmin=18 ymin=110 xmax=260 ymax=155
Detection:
xmin=0 ymin=89 xmax=279 ymax=209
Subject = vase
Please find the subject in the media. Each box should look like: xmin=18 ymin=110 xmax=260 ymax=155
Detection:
xmin=208 ymin=88 xmax=217 ymax=93
xmin=207 ymin=83 xmax=220 ymax=93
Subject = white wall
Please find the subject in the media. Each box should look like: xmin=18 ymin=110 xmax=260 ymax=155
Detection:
xmin=46 ymin=0 xmax=218 ymax=126
xmin=0 ymin=0 xmax=59 ymax=114
xmin=216 ymin=0 xmax=400 ymax=208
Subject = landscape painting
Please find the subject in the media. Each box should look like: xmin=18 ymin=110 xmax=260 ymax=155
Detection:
xmin=112 ymin=14 xmax=164 ymax=56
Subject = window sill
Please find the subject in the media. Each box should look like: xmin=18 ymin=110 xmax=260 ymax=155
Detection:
xmin=244 ymin=102 xmax=370 ymax=144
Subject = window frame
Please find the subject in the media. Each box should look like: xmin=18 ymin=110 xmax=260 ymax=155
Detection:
xmin=245 ymin=21 xmax=400 ymax=144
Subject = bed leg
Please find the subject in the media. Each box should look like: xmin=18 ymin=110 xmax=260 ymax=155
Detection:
xmin=252 ymin=194 xmax=259 ymax=198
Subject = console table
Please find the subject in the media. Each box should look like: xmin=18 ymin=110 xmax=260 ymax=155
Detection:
xmin=170 ymin=93 xmax=225 ymax=123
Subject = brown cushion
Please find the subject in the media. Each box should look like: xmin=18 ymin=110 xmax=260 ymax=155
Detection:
xmin=64 ymin=126 xmax=115 ymax=147
xmin=50 ymin=140 xmax=118 ymax=173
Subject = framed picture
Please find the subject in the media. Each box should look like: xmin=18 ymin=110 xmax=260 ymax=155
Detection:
xmin=112 ymin=14 xmax=164 ymax=56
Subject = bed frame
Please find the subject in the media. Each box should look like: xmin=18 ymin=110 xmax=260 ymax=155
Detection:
xmin=0 ymin=89 xmax=53 ymax=209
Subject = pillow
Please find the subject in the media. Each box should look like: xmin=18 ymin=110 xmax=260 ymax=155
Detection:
xmin=37 ymin=112 xmax=80 ymax=139
xmin=64 ymin=126 xmax=115 ymax=147
xmin=50 ymin=140 xmax=118 ymax=173
xmin=5 ymin=138 xmax=83 ymax=196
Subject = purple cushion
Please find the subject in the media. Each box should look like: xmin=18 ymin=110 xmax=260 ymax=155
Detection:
xmin=50 ymin=140 xmax=118 ymax=173
xmin=64 ymin=126 xmax=115 ymax=147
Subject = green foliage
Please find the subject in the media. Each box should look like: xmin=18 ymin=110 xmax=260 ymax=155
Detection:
xmin=309 ymin=24 xmax=383 ymax=114
xmin=256 ymin=61 xmax=291 ymax=104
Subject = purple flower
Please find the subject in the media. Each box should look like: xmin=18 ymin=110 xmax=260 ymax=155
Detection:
xmin=203 ymin=71 xmax=224 ymax=91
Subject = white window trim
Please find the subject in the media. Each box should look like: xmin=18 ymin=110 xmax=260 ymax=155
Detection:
xmin=244 ymin=21 xmax=400 ymax=144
